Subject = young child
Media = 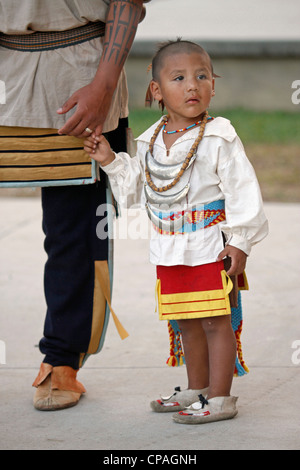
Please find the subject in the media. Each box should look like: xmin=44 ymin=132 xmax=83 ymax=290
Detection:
xmin=84 ymin=39 xmax=268 ymax=425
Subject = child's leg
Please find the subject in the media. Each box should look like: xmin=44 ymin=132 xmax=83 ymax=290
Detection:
xmin=177 ymin=318 xmax=209 ymax=390
xmin=150 ymin=318 xmax=209 ymax=413
xmin=172 ymin=315 xmax=238 ymax=424
xmin=201 ymin=314 xmax=236 ymax=398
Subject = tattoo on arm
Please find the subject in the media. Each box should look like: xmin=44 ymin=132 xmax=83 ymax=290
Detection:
xmin=103 ymin=0 xmax=143 ymax=67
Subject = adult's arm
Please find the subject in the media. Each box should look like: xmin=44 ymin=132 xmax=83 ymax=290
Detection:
xmin=57 ymin=0 xmax=144 ymax=137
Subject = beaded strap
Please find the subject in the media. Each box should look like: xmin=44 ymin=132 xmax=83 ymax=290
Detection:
xmin=146 ymin=111 xmax=208 ymax=193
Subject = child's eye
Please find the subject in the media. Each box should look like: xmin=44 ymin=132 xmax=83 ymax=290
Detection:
xmin=174 ymin=75 xmax=184 ymax=81
xmin=197 ymin=74 xmax=207 ymax=80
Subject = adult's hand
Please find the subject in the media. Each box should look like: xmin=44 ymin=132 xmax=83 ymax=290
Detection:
xmin=57 ymin=0 xmax=144 ymax=138
xmin=57 ymin=79 xmax=115 ymax=138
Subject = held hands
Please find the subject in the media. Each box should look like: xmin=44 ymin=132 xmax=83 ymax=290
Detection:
xmin=84 ymin=134 xmax=115 ymax=167
xmin=217 ymin=245 xmax=247 ymax=276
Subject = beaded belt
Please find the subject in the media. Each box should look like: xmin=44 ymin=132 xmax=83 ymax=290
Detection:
xmin=150 ymin=199 xmax=226 ymax=235
xmin=0 ymin=21 xmax=105 ymax=52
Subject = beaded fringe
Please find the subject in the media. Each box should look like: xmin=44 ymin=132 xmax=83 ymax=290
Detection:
xmin=166 ymin=291 xmax=249 ymax=377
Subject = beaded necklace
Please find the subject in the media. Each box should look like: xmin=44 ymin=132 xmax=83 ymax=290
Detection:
xmin=163 ymin=116 xmax=213 ymax=134
xmin=145 ymin=111 xmax=209 ymax=193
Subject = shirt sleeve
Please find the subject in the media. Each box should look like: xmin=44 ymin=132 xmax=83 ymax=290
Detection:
xmin=100 ymin=144 xmax=145 ymax=208
xmin=217 ymin=136 xmax=269 ymax=255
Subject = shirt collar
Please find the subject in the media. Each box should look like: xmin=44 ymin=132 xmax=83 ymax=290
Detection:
xmin=136 ymin=116 xmax=237 ymax=145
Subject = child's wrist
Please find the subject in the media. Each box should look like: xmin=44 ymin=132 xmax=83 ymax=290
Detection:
xmin=100 ymin=152 xmax=115 ymax=167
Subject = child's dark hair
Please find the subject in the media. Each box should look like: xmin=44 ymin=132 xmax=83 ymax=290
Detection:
xmin=152 ymin=38 xmax=215 ymax=81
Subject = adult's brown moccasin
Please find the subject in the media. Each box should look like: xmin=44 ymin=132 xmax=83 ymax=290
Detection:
xmin=32 ymin=363 xmax=86 ymax=411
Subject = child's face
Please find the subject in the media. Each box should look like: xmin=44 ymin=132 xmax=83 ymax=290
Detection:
xmin=151 ymin=51 xmax=215 ymax=123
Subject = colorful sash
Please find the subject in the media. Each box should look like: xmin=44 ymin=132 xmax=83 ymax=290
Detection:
xmin=152 ymin=199 xmax=226 ymax=235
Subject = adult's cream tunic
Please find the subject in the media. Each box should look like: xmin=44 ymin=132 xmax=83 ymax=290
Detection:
xmin=102 ymin=117 xmax=269 ymax=266
xmin=0 ymin=0 xmax=128 ymax=133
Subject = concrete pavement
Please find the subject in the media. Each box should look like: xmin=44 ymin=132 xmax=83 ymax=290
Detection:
xmin=0 ymin=197 xmax=300 ymax=451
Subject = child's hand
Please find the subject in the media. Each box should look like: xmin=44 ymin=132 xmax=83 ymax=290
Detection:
xmin=84 ymin=134 xmax=115 ymax=166
xmin=217 ymin=245 xmax=247 ymax=276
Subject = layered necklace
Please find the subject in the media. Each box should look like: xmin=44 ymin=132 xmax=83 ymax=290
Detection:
xmin=145 ymin=111 xmax=210 ymax=193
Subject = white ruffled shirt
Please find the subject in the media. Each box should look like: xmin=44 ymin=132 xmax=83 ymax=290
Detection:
xmin=102 ymin=116 xmax=268 ymax=266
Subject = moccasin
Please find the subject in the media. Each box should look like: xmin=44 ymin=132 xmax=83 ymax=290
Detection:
xmin=33 ymin=363 xmax=86 ymax=411
xmin=173 ymin=394 xmax=238 ymax=424
xmin=150 ymin=386 xmax=209 ymax=413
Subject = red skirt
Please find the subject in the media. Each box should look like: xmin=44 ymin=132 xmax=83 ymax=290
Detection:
xmin=156 ymin=261 xmax=234 ymax=321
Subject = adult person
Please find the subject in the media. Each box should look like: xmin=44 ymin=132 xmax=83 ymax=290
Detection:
xmin=0 ymin=0 xmax=150 ymax=411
